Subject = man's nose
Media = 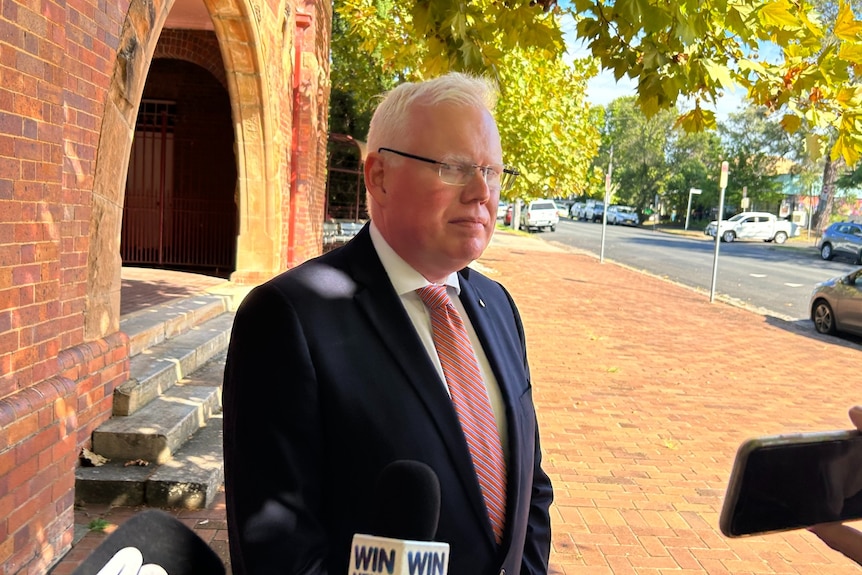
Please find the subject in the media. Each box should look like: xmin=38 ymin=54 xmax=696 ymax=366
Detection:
xmin=465 ymin=166 xmax=492 ymax=196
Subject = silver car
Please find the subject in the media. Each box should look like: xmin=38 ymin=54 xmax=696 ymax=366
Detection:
xmin=818 ymin=221 xmax=862 ymax=264
xmin=810 ymin=267 xmax=862 ymax=336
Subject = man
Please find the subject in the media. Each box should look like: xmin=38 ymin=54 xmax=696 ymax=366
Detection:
xmin=223 ymin=72 xmax=553 ymax=575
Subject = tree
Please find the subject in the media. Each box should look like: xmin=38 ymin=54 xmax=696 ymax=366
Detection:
xmin=494 ymin=52 xmax=600 ymax=201
xmin=341 ymin=0 xmax=862 ymax=168
xmin=334 ymin=0 xmax=601 ymax=202
xmin=599 ymin=97 xmax=677 ymax=215
xmin=665 ymin=129 xmax=724 ymax=223
xmin=718 ymin=106 xmax=793 ymax=213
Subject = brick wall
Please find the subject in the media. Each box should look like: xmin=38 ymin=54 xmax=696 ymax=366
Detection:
xmin=0 ymin=330 xmax=127 ymax=574
xmin=0 ymin=0 xmax=333 ymax=571
xmin=0 ymin=0 xmax=129 ymax=571
xmin=154 ymin=29 xmax=228 ymax=90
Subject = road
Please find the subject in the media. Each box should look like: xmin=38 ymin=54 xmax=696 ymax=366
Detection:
xmin=539 ymin=218 xmax=859 ymax=322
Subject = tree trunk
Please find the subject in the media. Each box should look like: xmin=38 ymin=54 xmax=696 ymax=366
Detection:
xmin=811 ymin=155 xmax=844 ymax=233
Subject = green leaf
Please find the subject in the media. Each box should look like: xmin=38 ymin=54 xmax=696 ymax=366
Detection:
xmin=839 ymin=42 xmax=862 ymax=66
xmin=759 ymin=0 xmax=801 ymax=29
xmin=833 ymin=131 xmax=861 ymax=165
xmin=780 ymin=113 xmax=801 ymax=133
xmin=834 ymin=1 xmax=862 ymax=42
xmin=702 ymin=59 xmax=734 ymax=89
xmin=676 ymin=107 xmax=716 ymax=132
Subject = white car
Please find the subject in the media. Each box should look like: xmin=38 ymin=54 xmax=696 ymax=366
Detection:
xmin=704 ymin=211 xmax=799 ymax=244
xmin=607 ymin=205 xmax=639 ymax=226
xmin=520 ymin=200 xmax=559 ymax=232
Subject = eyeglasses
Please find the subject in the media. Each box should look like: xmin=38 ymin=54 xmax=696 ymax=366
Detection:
xmin=378 ymin=147 xmax=520 ymax=191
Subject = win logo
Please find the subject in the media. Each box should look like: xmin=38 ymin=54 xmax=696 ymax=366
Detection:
xmin=349 ymin=534 xmax=449 ymax=575
xmin=352 ymin=546 xmax=396 ymax=574
xmin=407 ymin=551 xmax=447 ymax=575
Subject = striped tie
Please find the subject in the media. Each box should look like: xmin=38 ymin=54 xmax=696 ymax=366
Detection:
xmin=416 ymin=284 xmax=507 ymax=543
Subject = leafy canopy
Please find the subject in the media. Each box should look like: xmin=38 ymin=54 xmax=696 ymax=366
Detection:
xmin=337 ymin=0 xmax=862 ymax=167
xmin=335 ymin=0 xmax=601 ymax=200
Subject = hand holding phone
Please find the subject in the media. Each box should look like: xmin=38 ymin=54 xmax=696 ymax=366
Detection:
xmin=720 ymin=429 xmax=862 ymax=537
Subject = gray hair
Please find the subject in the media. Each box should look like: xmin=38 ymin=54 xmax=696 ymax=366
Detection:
xmin=365 ymin=73 xmax=499 ymax=152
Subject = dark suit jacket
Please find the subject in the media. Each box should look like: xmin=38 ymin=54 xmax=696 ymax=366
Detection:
xmin=223 ymin=225 xmax=553 ymax=575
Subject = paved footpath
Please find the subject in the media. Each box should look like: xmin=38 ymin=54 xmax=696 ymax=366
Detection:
xmin=53 ymin=230 xmax=861 ymax=574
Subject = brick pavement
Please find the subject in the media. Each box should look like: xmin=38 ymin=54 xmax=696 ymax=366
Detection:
xmin=52 ymin=231 xmax=861 ymax=574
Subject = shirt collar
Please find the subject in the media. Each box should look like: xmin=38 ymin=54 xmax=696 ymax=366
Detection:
xmin=369 ymin=222 xmax=461 ymax=296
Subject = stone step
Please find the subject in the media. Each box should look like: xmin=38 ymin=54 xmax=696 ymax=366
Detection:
xmin=113 ymin=312 xmax=234 ymax=416
xmin=147 ymin=414 xmax=224 ymax=509
xmin=120 ymin=294 xmax=233 ymax=357
xmin=75 ymin=288 xmax=239 ymax=510
xmin=75 ymin=415 xmax=224 ymax=510
xmin=94 ymin=382 xmax=221 ymax=464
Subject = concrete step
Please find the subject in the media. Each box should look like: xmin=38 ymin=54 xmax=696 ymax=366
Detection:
xmin=76 ymin=289 xmax=238 ymax=510
xmin=76 ymin=346 xmax=227 ymax=509
xmin=120 ymin=294 xmax=232 ymax=357
xmin=76 ymin=415 xmax=224 ymax=510
xmin=113 ymin=312 xmax=234 ymax=416
xmin=147 ymin=414 xmax=224 ymax=509
xmin=94 ymin=381 xmax=220 ymax=463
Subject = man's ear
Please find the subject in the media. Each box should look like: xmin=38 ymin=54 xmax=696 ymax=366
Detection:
xmin=364 ymin=153 xmax=387 ymax=206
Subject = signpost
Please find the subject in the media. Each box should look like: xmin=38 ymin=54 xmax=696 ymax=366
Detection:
xmin=685 ymin=188 xmax=701 ymax=231
xmin=709 ymin=162 xmax=729 ymax=303
xmin=600 ymin=146 xmax=613 ymax=263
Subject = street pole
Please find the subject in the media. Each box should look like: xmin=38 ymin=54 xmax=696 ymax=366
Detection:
xmin=709 ymin=162 xmax=729 ymax=303
xmin=600 ymin=146 xmax=613 ymax=264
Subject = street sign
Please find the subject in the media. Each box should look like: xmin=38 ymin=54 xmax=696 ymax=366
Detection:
xmin=690 ymin=188 xmax=702 ymax=195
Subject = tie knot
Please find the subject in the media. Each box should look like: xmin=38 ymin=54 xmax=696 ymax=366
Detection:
xmin=416 ymin=284 xmax=450 ymax=310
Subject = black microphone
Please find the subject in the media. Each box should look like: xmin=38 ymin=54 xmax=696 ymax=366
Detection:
xmin=348 ymin=460 xmax=450 ymax=575
xmin=70 ymin=509 xmax=225 ymax=575
xmin=370 ymin=459 xmax=441 ymax=541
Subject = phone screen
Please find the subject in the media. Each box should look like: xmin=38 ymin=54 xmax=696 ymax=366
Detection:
xmin=720 ymin=431 xmax=862 ymax=537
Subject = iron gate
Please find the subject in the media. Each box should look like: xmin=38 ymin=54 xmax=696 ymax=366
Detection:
xmin=121 ymin=99 xmax=236 ymax=276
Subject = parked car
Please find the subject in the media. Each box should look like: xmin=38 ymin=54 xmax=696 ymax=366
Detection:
xmin=704 ymin=211 xmax=799 ymax=243
xmin=817 ymin=221 xmax=862 ymax=264
xmin=554 ymin=202 xmax=569 ymax=219
xmin=497 ymin=201 xmax=508 ymax=220
xmin=569 ymin=202 xmax=586 ymax=220
xmin=504 ymin=204 xmax=513 ymax=225
xmin=584 ymin=201 xmax=605 ymax=223
xmin=520 ymin=200 xmax=559 ymax=232
xmin=810 ymin=267 xmax=862 ymax=336
xmin=606 ymin=205 xmax=639 ymax=226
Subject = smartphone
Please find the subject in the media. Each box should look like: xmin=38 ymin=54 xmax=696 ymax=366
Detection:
xmin=720 ymin=429 xmax=862 ymax=537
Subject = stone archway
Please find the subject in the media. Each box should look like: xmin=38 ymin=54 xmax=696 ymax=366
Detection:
xmin=84 ymin=0 xmax=280 ymax=341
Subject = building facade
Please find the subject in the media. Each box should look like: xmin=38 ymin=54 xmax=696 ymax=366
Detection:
xmin=0 ymin=0 xmax=331 ymax=570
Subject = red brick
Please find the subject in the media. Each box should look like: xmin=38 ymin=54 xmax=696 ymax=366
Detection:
xmin=10 ymin=346 xmax=38 ymax=372
xmin=6 ymin=452 xmax=37 ymax=492
xmin=17 ymin=424 xmax=58 ymax=463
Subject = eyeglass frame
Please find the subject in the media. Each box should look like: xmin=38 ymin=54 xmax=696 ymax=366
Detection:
xmin=377 ymin=147 xmax=520 ymax=191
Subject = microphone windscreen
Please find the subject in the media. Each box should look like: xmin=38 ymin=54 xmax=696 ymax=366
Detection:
xmin=71 ymin=509 xmax=225 ymax=575
xmin=371 ymin=460 xmax=441 ymax=541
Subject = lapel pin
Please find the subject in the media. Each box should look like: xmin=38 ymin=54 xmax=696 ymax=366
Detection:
xmin=479 ymin=299 xmax=485 ymax=308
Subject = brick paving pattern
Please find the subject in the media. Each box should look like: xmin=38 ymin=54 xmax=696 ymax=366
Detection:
xmin=52 ymin=231 xmax=861 ymax=574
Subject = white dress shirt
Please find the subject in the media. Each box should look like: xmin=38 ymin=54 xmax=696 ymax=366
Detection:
xmin=369 ymin=223 xmax=510 ymax=460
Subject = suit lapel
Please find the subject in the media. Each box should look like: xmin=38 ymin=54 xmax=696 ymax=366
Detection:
xmin=341 ymin=229 xmax=496 ymax=542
